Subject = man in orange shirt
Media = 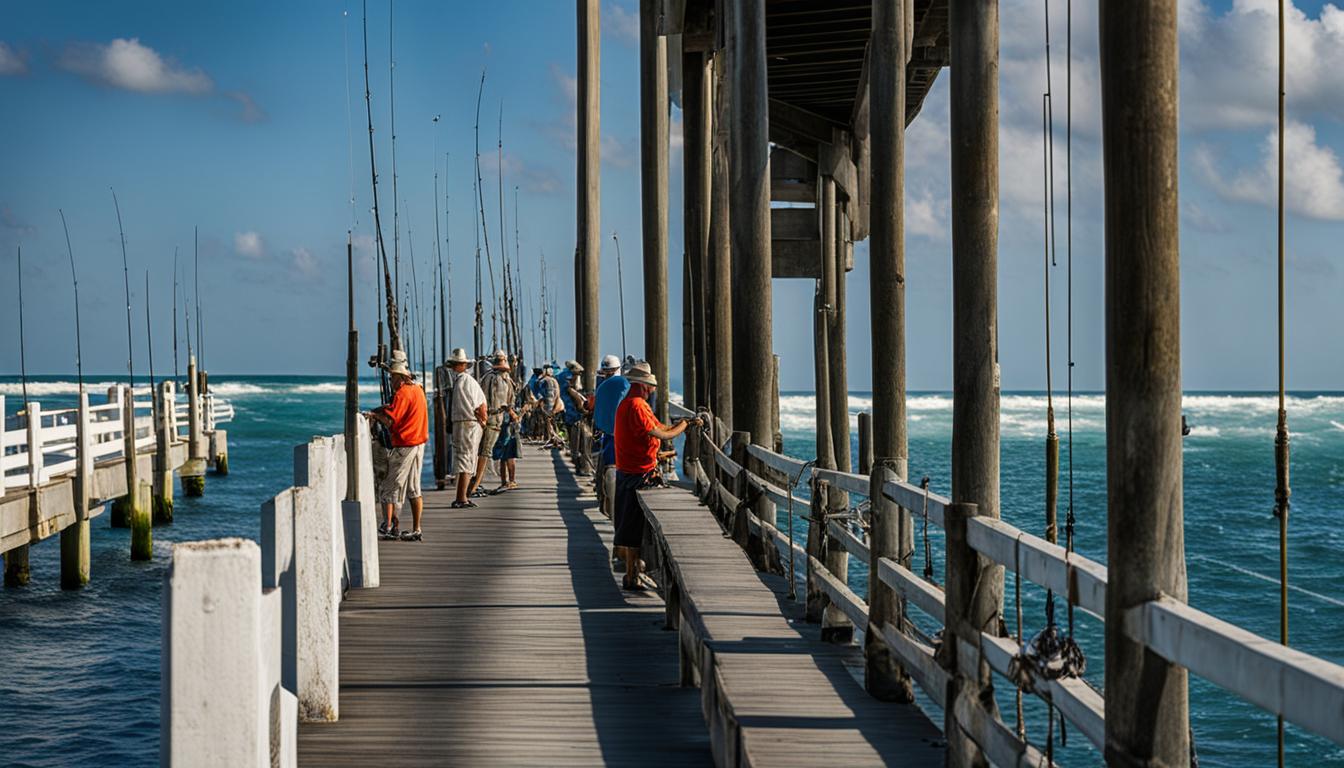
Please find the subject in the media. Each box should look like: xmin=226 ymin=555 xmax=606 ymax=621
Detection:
xmin=366 ymin=356 xmax=429 ymax=541
xmin=612 ymin=361 xmax=703 ymax=589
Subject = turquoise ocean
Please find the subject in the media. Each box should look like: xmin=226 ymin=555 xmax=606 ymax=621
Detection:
xmin=1 ymin=375 xmax=1342 ymax=766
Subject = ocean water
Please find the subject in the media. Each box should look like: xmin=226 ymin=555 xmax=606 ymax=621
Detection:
xmin=1 ymin=376 xmax=1341 ymax=766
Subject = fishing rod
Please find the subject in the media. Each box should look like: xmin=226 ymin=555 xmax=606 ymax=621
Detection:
xmin=59 ymin=211 xmax=85 ymax=394
xmin=389 ymin=0 xmax=401 ymax=314
xmin=405 ymin=200 xmax=427 ymax=385
xmin=540 ymin=250 xmax=548 ymax=361
xmin=194 ymin=226 xmax=203 ymax=371
xmin=361 ymin=0 xmax=400 ymax=359
xmin=473 ymin=68 xmax=498 ymax=354
xmin=15 ymin=245 xmax=29 ymax=410
xmin=172 ymin=249 xmax=180 ymax=380
xmin=444 ymin=151 xmax=452 ymax=355
xmin=611 ymin=231 xmax=628 ymax=359
xmin=432 ymin=115 xmax=444 ymax=366
xmin=111 ymin=188 xmax=135 ymax=389
xmin=145 ymin=271 xmax=157 ymax=421
xmin=513 ymin=184 xmax=525 ymax=377
xmin=497 ymin=101 xmax=513 ymax=361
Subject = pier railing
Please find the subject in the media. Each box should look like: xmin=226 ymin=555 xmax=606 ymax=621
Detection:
xmin=669 ymin=401 xmax=1344 ymax=762
xmin=161 ymin=417 xmax=380 ymax=767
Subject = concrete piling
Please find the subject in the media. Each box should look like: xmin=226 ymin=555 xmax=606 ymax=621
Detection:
xmin=4 ymin=545 xmax=30 ymax=587
xmin=60 ymin=390 xmax=93 ymax=589
xmin=131 ymin=480 xmax=153 ymax=562
xmin=154 ymin=382 xmax=175 ymax=524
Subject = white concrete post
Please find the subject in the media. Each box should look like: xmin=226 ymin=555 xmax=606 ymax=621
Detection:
xmin=162 ymin=538 xmax=269 ymax=767
xmin=341 ymin=418 xmax=380 ymax=588
xmin=26 ymin=401 xmax=43 ymax=487
xmin=261 ymin=488 xmax=298 ymax=694
xmin=292 ymin=437 xmax=342 ymax=721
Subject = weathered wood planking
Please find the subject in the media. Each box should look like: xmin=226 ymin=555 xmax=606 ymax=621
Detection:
xmin=638 ymin=486 xmax=945 ymax=767
xmin=296 ymin=452 xmax=712 ymax=766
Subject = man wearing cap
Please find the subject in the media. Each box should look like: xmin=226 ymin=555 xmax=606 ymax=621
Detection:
xmin=445 ymin=347 xmax=488 ymax=509
xmin=592 ymin=355 xmax=630 ymax=518
xmin=470 ymin=351 xmax=518 ymax=497
xmin=612 ymin=361 xmax=703 ymax=589
xmin=537 ymin=364 xmax=562 ymax=446
xmin=365 ymin=354 xmax=430 ymax=541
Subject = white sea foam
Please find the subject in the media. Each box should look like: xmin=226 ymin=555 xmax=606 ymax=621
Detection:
xmin=1186 ymin=425 xmax=1221 ymax=437
xmin=0 ymin=380 xmax=125 ymax=397
xmin=1332 ymin=420 xmax=1344 ymax=431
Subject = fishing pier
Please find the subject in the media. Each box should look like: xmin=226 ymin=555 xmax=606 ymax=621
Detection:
xmin=155 ymin=1 xmax=1344 ymax=766
xmin=1 ymin=356 xmax=233 ymax=588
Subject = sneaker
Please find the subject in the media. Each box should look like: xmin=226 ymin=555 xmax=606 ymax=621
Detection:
xmin=400 ymin=529 xmax=423 ymax=542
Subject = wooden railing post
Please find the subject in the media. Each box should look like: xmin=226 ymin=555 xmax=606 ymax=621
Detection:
xmin=729 ymin=431 xmax=751 ymax=551
xmin=4 ymin=396 xmax=32 ymax=587
xmin=60 ymin=391 xmax=92 ymax=589
xmin=939 ymin=501 xmax=998 ymax=767
xmin=821 ymin=486 xmax=854 ymax=644
xmin=857 ymin=412 xmax=874 ymax=476
xmin=804 ymin=478 xmax=829 ymax=623
xmin=112 ymin=387 xmax=143 ymax=532
xmin=866 ymin=458 xmax=914 ymax=700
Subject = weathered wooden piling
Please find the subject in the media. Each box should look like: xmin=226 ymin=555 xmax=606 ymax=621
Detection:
xmin=683 ymin=49 xmax=712 ymax=410
xmin=4 ymin=544 xmax=29 ymax=587
xmin=111 ymin=386 xmax=143 ymax=528
xmin=867 ymin=458 xmax=913 ymax=701
xmin=727 ymin=0 xmax=773 ymax=444
xmin=131 ymin=479 xmax=152 ymax=561
xmin=947 ymin=0 xmax=1004 ymax=762
xmin=575 ymin=0 xmax=601 ymax=389
xmin=867 ymin=0 xmax=915 ymax=699
xmin=1100 ymin=1 xmax=1190 ymax=764
xmin=154 ymin=381 xmax=175 ymax=524
xmin=640 ymin=0 xmax=670 ymax=423
xmin=183 ymin=356 xmax=206 ymax=497
xmin=60 ymin=391 xmax=93 ymax=588
xmin=707 ymin=51 xmax=733 ymax=428
xmin=857 ymin=411 xmax=873 ymax=475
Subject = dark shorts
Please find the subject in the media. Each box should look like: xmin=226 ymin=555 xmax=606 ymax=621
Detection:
xmin=613 ymin=470 xmax=647 ymax=549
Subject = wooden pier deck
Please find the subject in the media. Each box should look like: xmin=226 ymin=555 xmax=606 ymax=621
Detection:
xmin=296 ymin=451 xmax=713 ymax=766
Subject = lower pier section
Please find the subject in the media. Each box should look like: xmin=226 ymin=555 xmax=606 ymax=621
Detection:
xmin=296 ymin=452 xmax=711 ymax=767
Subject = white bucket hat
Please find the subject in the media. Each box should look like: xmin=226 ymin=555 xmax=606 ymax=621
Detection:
xmin=493 ymin=349 xmax=511 ymax=370
xmin=446 ymin=347 xmax=471 ymax=364
xmin=565 ymin=359 xmax=585 ymax=373
xmin=388 ymin=358 xmax=412 ymax=377
xmin=600 ymin=354 xmax=621 ymax=371
xmin=625 ymin=360 xmax=657 ymax=387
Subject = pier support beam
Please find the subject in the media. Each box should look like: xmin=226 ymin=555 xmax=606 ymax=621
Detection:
xmin=866 ymin=459 xmax=914 ymax=700
xmin=4 ymin=545 xmax=30 ymax=587
xmin=867 ymin=0 xmax=914 ymax=701
xmin=827 ymin=193 xmax=851 ymax=476
xmin=1100 ymin=2 xmax=1190 ymax=765
xmin=640 ymin=0 xmax=670 ymax=424
xmin=61 ymin=390 xmax=93 ymax=589
xmin=131 ymin=480 xmax=153 ymax=562
xmin=727 ymin=0 xmax=773 ymax=443
xmin=576 ymin=0 xmax=601 ymax=390
xmin=947 ymin=0 xmax=1003 ymax=762
xmin=683 ymin=49 xmax=712 ymax=411
xmin=184 ymin=356 xmax=206 ymax=497
xmin=154 ymin=382 xmax=175 ymax=524
xmin=708 ymin=52 xmax=733 ymax=430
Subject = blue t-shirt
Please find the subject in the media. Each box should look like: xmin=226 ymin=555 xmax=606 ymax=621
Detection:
xmin=526 ymin=374 xmax=542 ymax=399
xmin=593 ymin=375 xmax=630 ymax=435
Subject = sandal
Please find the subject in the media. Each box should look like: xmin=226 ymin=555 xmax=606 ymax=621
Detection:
xmin=451 ymin=500 xmax=478 ymax=509
xmin=400 ymin=529 xmax=423 ymax=542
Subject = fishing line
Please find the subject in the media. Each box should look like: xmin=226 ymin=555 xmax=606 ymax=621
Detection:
xmin=60 ymin=210 xmax=84 ymax=393
xmin=344 ymin=8 xmax=358 ymax=232
xmin=145 ymin=271 xmax=157 ymax=420
xmin=111 ymin=188 xmax=135 ymax=388
xmin=173 ymin=250 xmax=180 ymax=380
xmin=15 ymin=245 xmax=29 ymax=410
xmin=1273 ymin=0 xmax=1291 ymax=762
xmin=612 ymin=232 xmax=628 ymax=359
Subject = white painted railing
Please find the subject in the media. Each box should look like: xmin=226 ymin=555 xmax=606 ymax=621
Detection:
xmin=161 ymin=418 xmax=381 ymax=767
xmin=1 ymin=386 xmax=234 ymax=494
xmin=676 ymin=408 xmax=1344 ymax=761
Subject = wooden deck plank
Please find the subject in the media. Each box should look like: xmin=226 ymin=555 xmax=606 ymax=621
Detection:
xmin=297 ymin=450 xmax=712 ymax=766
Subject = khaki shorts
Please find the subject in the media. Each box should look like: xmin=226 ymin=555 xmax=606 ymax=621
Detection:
xmin=479 ymin=422 xmax=502 ymax=457
xmin=452 ymin=421 xmax=482 ymax=476
xmin=377 ymin=444 xmax=424 ymax=505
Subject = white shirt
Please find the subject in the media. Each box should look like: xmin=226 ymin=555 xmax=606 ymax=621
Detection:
xmin=450 ymin=370 xmax=486 ymax=423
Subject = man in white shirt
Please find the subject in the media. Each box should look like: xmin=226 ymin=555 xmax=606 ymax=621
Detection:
xmin=445 ymin=347 xmax=488 ymax=508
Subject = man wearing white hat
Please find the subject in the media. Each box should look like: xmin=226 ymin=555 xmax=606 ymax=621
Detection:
xmin=365 ymin=352 xmax=429 ymax=540
xmin=470 ymin=350 xmax=518 ymax=496
xmin=445 ymin=347 xmax=488 ymax=508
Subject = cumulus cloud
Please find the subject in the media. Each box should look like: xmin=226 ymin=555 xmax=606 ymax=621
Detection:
xmin=227 ymin=91 xmax=266 ymax=123
xmin=0 ymin=42 xmax=28 ymax=76
xmin=59 ymin=37 xmax=213 ymax=93
xmin=605 ymin=3 xmax=640 ymax=46
xmin=234 ymin=230 xmax=265 ymax=258
xmin=291 ymin=247 xmax=320 ymax=280
xmin=1196 ymin=120 xmax=1344 ymax=221
xmin=906 ymin=189 xmax=948 ymax=240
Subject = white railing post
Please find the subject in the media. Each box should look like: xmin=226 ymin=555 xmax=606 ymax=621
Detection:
xmin=0 ymin=394 xmax=7 ymax=493
xmin=26 ymin=401 xmax=43 ymax=487
xmin=165 ymin=381 xmax=178 ymax=439
xmin=162 ymin=538 xmax=275 ymax=767
xmin=292 ymin=437 xmax=342 ymax=721
xmin=340 ymin=417 xmax=380 ymax=589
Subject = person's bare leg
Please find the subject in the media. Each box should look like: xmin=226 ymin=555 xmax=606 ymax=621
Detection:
xmin=624 ymin=546 xmax=640 ymax=584
xmin=410 ymin=496 xmax=423 ymax=531
xmin=455 ymin=473 xmax=470 ymax=504
xmin=507 ymin=459 xmax=517 ymax=485
xmin=383 ymin=502 xmax=395 ymax=527
xmin=469 ymin=455 xmax=489 ymax=494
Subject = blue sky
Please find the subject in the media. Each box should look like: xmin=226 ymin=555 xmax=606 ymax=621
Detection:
xmin=1 ymin=0 xmax=1342 ymax=392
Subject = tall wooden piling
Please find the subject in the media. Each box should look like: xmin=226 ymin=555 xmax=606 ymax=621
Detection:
xmin=640 ymin=0 xmax=670 ymax=423
xmin=727 ymin=0 xmax=773 ymax=443
xmin=683 ymin=50 xmax=712 ymax=410
xmin=60 ymin=390 xmax=92 ymax=588
xmin=827 ymin=197 xmax=851 ymax=474
xmin=183 ymin=355 xmax=205 ymax=497
xmin=121 ymin=387 xmax=143 ymax=532
xmin=576 ymin=0 xmax=602 ymax=389
xmin=948 ymin=0 xmax=1003 ymax=762
xmin=867 ymin=458 xmax=913 ymax=701
xmin=707 ymin=51 xmax=733 ymax=429
xmin=1100 ymin=2 xmax=1190 ymax=764
xmin=154 ymin=381 xmax=175 ymax=524
xmin=857 ymin=411 xmax=873 ymax=475
xmin=131 ymin=480 xmax=152 ymax=561
xmin=817 ymin=177 xmax=838 ymax=471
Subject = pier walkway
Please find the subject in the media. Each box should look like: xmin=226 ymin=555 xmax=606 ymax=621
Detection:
xmin=296 ymin=452 xmax=713 ymax=766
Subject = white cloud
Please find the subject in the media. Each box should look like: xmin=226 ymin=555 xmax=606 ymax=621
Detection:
xmin=605 ymin=3 xmax=640 ymax=46
xmin=906 ymin=189 xmax=948 ymax=240
xmin=227 ymin=91 xmax=266 ymax=123
xmin=291 ymin=247 xmax=320 ymax=280
xmin=234 ymin=231 xmax=265 ymax=258
xmin=0 ymin=42 xmax=28 ymax=76
xmin=59 ymin=37 xmax=212 ymax=94
xmin=1197 ymin=120 xmax=1344 ymax=221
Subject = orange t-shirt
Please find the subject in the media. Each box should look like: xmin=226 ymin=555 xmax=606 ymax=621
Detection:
xmin=384 ymin=382 xmax=428 ymax=447
xmin=614 ymin=394 xmax=660 ymax=474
